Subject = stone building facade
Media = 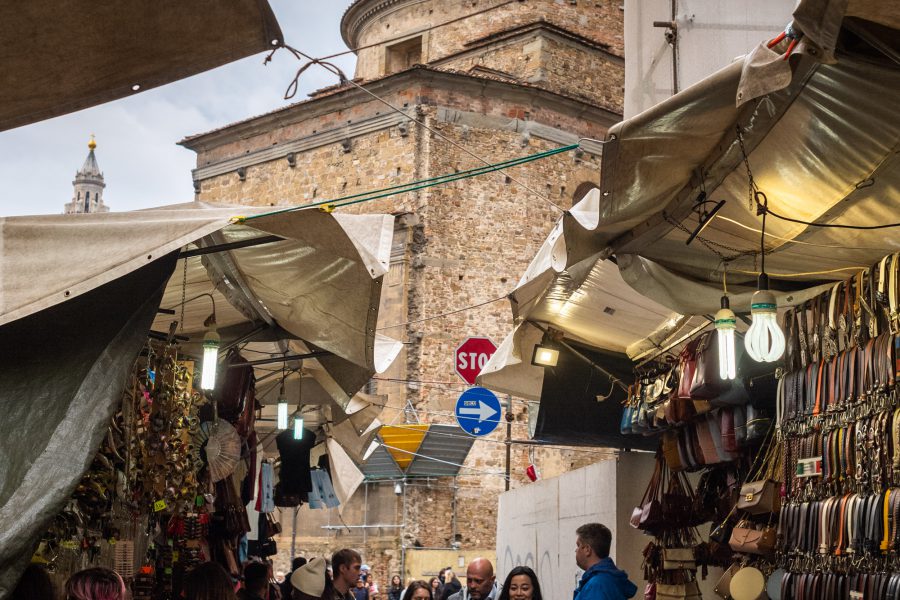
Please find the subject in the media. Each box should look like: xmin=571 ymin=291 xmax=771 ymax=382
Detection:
xmin=180 ymin=0 xmax=622 ymax=583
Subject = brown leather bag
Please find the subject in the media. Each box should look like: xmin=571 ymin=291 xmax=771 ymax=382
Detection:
xmin=633 ymin=453 xmax=666 ymax=533
xmin=689 ymin=332 xmax=730 ymax=399
xmin=678 ymin=338 xmax=702 ymax=399
xmin=661 ymin=547 xmax=696 ymax=570
xmin=728 ymin=520 xmax=777 ymax=556
xmin=714 ymin=562 xmax=741 ymax=599
xmin=656 ymin=581 xmax=701 ymax=600
xmin=736 ymin=480 xmax=781 ymax=515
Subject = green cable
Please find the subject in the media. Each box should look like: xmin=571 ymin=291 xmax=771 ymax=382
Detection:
xmin=237 ymin=144 xmax=578 ymax=222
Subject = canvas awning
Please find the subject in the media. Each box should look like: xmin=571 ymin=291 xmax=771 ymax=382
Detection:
xmin=479 ymin=0 xmax=900 ymax=410
xmin=359 ymin=424 xmax=477 ymax=479
xmin=0 ymin=0 xmax=282 ymax=131
xmin=0 ymin=202 xmax=401 ymax=593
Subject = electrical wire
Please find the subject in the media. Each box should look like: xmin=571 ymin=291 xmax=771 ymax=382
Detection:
xmin=376 ymin=294 xmax=509 ymax=330
xmin=760 ymin=204 xmax=900 ymax=230
xmin=730 ymin=266 xmax=866 ymax=278
xmin=715 ymin=215 xmax=895 ymax=251
xmin=267 ymin=44 xmax=568 ymax=214
xmin=235 ymin=146 xmax=575 ymax=223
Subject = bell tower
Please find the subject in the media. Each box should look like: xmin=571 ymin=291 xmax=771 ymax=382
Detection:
xmin=64 ymin=135 xmax=109 ymax=214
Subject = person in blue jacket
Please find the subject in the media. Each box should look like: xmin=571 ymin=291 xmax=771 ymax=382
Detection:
xmin=573 ymin=523 xmax=637 ymax=600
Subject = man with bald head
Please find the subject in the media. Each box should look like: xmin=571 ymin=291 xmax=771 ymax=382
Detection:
xmin=447 ymin=558 xmax=498 ymax=600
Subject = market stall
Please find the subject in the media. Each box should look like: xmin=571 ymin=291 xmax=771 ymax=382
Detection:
xmin=480 ymin=0 xmax=900 ymax=596
xmin=0 ymin=202 xmax=400 ymax=596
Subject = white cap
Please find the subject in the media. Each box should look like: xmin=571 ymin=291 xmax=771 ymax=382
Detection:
xmin=291 ymin=557 xmax=327 ymax=597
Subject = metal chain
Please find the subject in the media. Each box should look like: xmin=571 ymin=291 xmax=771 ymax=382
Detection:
xmin=736 ymin=125 xmax=759 ymax=211
xmin=179 ymin=258 xmax=187 ymax=333
xmin=665 ymin=215 xmax=759 ymax=261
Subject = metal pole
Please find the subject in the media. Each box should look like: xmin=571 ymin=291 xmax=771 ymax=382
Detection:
xmin=400 ymin=480 xmax=408 ymax=580
xmin=363 ymin=482 xmax=369 ymax=549
xmin=504 ymin=395 xmax=512 ymax=491
xmin=291 ymin=506 xmax=299 ymax=563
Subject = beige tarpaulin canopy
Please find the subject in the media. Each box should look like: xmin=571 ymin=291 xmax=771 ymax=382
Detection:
xmin=479 ymin=0 xmax=900 ymax=400
xmin=0 ymin=0 xmax=282 ymax=131
xmin=0 ymin=202 xmax=402 ymax=411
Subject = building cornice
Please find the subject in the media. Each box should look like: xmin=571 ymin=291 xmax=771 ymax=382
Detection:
xmin=340 ymin=0 xmax=426 ymax=51
xmin=179 ymin=66 xmax=621 ymax=153
xmin=182 ymin=67 xmax=620 ymax=181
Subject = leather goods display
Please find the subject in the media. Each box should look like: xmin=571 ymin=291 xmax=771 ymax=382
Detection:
xmin=771 ymin=255 xmax=900 ymax=594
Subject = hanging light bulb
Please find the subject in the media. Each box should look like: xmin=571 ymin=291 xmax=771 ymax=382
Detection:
xmin=744 ymin=275 xmax=785 ymax=362
xmin=200 ymin=321 xmax=219 ymax=390
xmin=743 ymin=191 xmax=786 ymax=362
xmin=293 ymin=416 xmax=304 ymax=439
xmin=276 ymin=374 xmax=289 ymax=430
xmin=715 ymin=296 xmax=737 ymax=379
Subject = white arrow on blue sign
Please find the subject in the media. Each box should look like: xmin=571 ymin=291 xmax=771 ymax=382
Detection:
xmin=455 ymin=387 xmax=502 ymax=437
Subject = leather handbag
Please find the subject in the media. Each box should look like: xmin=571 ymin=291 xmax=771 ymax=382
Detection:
xmin=662 ymin=547 xmax=696 ymax=570
xmin=663 ymin=431 xmax=684 ymax=471
xmin=714 ymin=562 xmax=741 ymax=599
xmin=745 ymin=404 xmax=772 ymax=440
xmin=656 ymin=581 xmax=701 ymax=600
xmin=689 ymin=332 xmax=730 ymax=399
xmin=709 ymin=379 xmax=750 ymax=407
xmin=736 ymin=480 xmax=781 ymax=514
xmin=633 ymin=453 xmax=666 ymax=533
xmin=729 ymin=567 xmax=767 ymax=600
xmin=728 ymin=520 xmax=777 ymax=556
xmin=678 ymin=338 xmax=701 ymax=399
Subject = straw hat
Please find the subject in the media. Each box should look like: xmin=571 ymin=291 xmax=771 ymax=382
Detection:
xmin=291 ymin=557 xmax=327 ymax=597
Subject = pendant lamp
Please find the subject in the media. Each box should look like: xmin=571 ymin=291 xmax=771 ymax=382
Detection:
xmin=200 ymin=312 xmax=219 ymax=390
xmin=715 ymin=295 xmax=737 ymax=379
xmin=744 ymin=192 xmax=785 ymax=362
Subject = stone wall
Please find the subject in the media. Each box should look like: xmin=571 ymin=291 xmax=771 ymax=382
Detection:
xmin=346 ymin=0 xmax=624 ymax=81
xmin=185 ymin=0 xmax=623 ymax=582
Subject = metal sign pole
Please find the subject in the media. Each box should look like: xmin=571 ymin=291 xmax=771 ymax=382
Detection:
xmin=291 ymin=506 xmax=299 ymax=562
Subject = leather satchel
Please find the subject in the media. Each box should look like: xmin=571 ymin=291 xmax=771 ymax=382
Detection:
xmin=678 ymin=338 xmax=701 ymax=399
xmin=662 ymin=547 xmax=696 ymax=570
xmin=656 ymin=581 xmax=701 ymax=600
xmin=689 ymin=332 xmax=730 ymax=399
xmin=714 ymin=562 xmax=741 ymax=599
xmin=736 ymin=480 xmax=780 ymax=515
xmin=728 ymin=521 xmax=777 ymax=556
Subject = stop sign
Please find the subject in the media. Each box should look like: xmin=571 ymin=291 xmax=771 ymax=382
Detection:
xmin=454 ymin=337 xmax=498 ymax=385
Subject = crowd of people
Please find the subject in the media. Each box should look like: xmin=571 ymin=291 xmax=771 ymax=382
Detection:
xmin=12 ymin=522 xmax=637 ymax=600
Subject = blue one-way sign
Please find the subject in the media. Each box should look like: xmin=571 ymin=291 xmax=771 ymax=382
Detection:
xmin=455 ymin=387 xmax=502 ymax=437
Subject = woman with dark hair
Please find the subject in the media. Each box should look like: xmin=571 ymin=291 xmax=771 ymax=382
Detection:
xmin=400 ymin=580 xmax=432 ymax=600
xmin=497 ymin=567 xmax=542 ymax=600
xmin=183 ymin=562 xmax=238 ymax=600
xmin=13 ymin=564 xmax=56 ymax=600
xmin=64 ymin=567 xmax=127 ymax=600
xmin=388 ymin=575 xmax=404 ymax=600
xmin=427 ymin=577 xmax=441 ymax=600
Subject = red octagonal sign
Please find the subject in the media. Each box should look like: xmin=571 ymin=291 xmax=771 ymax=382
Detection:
xmin=454 ymin=337 xmax=498 ymax=385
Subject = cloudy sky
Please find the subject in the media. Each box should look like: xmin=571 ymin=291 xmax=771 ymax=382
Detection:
xmin=0 ymin=2 xmax=355 ymax=217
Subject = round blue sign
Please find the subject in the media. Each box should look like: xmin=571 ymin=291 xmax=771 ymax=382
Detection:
xmin=455 ymin=387 xmax=502 ymax=437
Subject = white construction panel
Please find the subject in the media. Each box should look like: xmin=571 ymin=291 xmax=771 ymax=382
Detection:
xmin=624 ymin=0 xmax=795 ymax=118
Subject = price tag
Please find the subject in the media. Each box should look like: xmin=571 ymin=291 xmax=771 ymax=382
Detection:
xmin=796 ymin=457 xmax=822 ymax=478
xmin=153 ymin=499 xmax=167 ymax=512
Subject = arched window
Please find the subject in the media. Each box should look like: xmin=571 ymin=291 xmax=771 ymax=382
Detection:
xmin=84 ymin=191 xmax=90 ymax=212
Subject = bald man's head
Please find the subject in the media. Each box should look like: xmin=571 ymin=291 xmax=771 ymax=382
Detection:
xmin=466 ymin=558 xmax=495 ymax=600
